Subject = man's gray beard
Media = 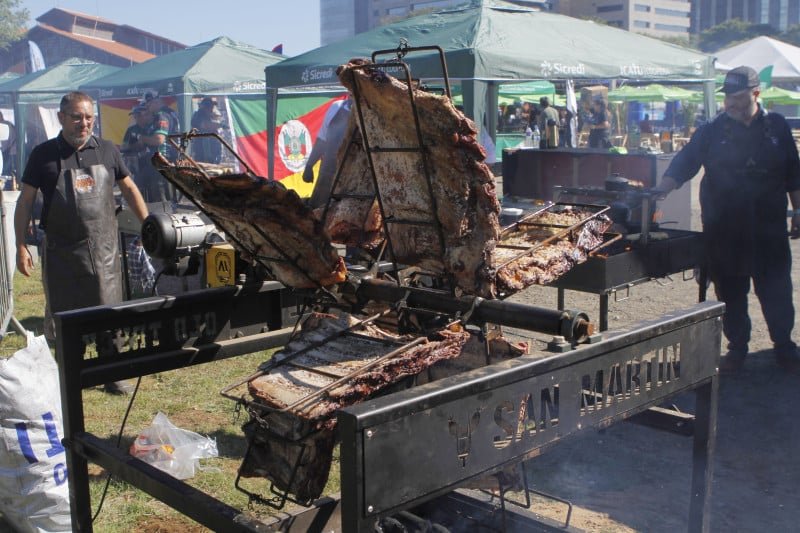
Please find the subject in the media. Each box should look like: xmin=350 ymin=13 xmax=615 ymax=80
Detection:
xmin=65 ymin=133 xmax=90 ymax=148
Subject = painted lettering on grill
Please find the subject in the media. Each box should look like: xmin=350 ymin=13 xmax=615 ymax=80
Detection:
xmin=492 ymin=386 xmax=559 ymax=450
xmin=80 ymin=312 xmax=219 ymax=354
xmin=580 ymin=343 xmax=681 ymax=414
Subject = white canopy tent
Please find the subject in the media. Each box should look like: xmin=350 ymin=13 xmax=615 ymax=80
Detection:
xmin=716 ymin=36 xmax=800 ymax=83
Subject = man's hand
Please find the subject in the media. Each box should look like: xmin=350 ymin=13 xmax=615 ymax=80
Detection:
xmin=16 ymin=245 xmax=33 ymax=277
xmin=652 ymin=176 xmax=678 ymax=201
xmin=302 ymin=166 xmax=314 ymax=184
xmin=791 ymin=213 xmax=800 ymax=239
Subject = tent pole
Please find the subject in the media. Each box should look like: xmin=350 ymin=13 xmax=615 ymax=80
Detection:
xmin=487 ymin=82 xmax=498 ymax=147
xmin=703 ymin=80 xmax=716 ymax=121
xmin=266 ymin=87 xmax=277 ymax=181
xmin=13 ymin=92 xmax=24 ymax=178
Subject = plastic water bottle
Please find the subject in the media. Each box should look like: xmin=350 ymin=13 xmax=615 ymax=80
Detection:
xmin=533 ymin=125 xmax=541 ymax=148
xmin=524 ymin=126 xmax=533 ymax=147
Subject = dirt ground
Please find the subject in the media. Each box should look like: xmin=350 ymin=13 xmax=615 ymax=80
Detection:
xmin=498 ymin=175 xmax=800 ymax=532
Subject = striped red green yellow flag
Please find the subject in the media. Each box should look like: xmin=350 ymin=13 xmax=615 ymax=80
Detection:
xmin=98 ymin=97 xmax=145 ymax=145
xmin=229 ymin=94 xmax=344 ymax=197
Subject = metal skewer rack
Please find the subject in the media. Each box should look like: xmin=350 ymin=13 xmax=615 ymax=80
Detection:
xmin=152 ymin=133 xmax=341 ymax=298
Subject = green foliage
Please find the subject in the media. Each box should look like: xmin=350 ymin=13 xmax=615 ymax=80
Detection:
xmin=698 ymin=18 xmax=778 ymax=52
xmin=780 ymin=24 xmax=800 ymax=46
xmin=652 ymin=34 xmax=696 ymax=49
xmin=0 ymin=0 xmax=29 ymax=51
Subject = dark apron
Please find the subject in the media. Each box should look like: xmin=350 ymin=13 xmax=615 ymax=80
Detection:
xmin=42 ymin=143 xmax=123 ymax=314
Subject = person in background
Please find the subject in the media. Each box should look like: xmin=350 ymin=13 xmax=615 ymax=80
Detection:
xmin=558 ymin=107 xmax=571 ymax=147
xmin=654 ymin=66 xmax=800 ymax=374
xmin=537 ymin=97 xmax=559 ymax=148
xmin=121 ymin=103 xmax=153 ymax=197
xmin=14 ymin=91 xmax=149 ymax=395
xmin=639 ymin=113 xmax=654 ymax=134
xmin=139 ymin=92 xmax=180 ymax=201
xmin=0 ymin=111 xmax=17 ymax=176
xmin=588 ymin=99 xmax=612 ymax=149
xmin=190 ymin=97 xmax=226 ymax=164
xmin=303 ymin=97 xmax=352 ymax=209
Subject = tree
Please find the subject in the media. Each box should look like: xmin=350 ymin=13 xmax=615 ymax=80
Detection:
xmin=779 ymin=24 xmax=800 ymax=47
xmin=698 ymin=19 xmax=777 ymax=52
xmin=651 ymin=34 xmax=697 ymax=50
xmin=0 ymin=0 xmax=28 ymax=51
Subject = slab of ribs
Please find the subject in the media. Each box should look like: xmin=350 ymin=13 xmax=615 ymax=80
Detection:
xmin=240 ymin=312 xmax=525 ymax=502
xmin=151 ymin=153 xmax=346 ymax=289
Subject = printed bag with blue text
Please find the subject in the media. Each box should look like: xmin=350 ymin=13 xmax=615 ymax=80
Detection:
xmin=0 ymin=333 xmax=71 ymax=532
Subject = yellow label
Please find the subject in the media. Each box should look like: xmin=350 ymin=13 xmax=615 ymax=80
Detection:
xmin=205 ymin=243 xmax=235 ymax=287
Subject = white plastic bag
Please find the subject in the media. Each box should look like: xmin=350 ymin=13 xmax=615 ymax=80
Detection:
xmin=0 ymin=333 xmax=72 ymax=532
xmin=130 ymin=412 xmax=218 ymax=480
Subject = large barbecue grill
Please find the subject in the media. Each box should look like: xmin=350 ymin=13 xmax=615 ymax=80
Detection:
xmin=545 ymin=184 xmax=706 ymax=331
xmin=57 ymin=47 xmax=722 ymax=532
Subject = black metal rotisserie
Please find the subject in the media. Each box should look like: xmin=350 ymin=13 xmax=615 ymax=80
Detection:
xmin=552 ymin=228 xmax=704 ymax=294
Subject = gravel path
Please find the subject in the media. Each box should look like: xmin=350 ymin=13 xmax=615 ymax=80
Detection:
xmin=495 ymin=172 xmax=800 ymax=532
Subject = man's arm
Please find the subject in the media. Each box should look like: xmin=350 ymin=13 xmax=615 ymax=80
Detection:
xmin=140 ymin=131 xmax=166 ymax=148
xmin=14 ymin=184 xmax=38 ymax=277
xmin=117 ymin=176 xmax=149 ymax=223
xmin=654 ymin=124 xmax=709 ymax=198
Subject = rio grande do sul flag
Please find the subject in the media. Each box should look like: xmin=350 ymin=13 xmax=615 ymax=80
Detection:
xmin=228 ymin=94 xmax=345 ymax=197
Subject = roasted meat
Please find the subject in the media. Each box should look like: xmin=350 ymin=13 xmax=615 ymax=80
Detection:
xmin=151 ymin=153 xmax=346 ymax=289
xmin=240 ymin=312 xmax=524 ymax=502
xmin=494 ymin=212 xmax=611 ymax=292
xmin=329 ymin=59 xmax=501 ymax=297
xmin=321 ymin=119 xmax=384 ymax=250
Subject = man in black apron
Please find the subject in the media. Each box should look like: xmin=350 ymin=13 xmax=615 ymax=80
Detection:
xmin=14 ymin=91 xmax=149 ymax=394
xmin=655 ymin=66 xmax=800 ymax=374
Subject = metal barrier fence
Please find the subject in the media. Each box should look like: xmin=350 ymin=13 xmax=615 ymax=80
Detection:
xmin=0 ymin=189 xmax=25 ymax=338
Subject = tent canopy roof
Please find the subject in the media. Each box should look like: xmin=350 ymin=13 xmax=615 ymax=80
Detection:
xmin=0 ymin=57 xmax=120 ymax=99
xmin=82 ymin=36 xmax=285 ymax=99
xmin=715 ymin=36 xmax=800 ymax=81
xmin=266 ymin=0 xmax=714 ymax=89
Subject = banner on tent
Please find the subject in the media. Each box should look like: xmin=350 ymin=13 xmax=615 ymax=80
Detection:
xmin=228 ymin=94 xmax=344 ymax=197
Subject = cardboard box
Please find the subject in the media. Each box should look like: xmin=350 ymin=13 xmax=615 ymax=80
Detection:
xmin=580 ymin=85 xmax=608 ymax=105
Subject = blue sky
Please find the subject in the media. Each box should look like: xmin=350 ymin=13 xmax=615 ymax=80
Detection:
xmin=20 ymin=0 xmax=322 ymax=56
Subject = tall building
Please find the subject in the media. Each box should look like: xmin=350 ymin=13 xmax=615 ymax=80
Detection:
xmin=692 ymin=0 xmax=800 ymax=33
xmin=559 ymin=0 xmax=691 ymax=39
xmin=320 ymin=0 xmax=552 ymax=45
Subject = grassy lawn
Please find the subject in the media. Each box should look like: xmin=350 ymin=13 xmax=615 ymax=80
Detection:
xmin=1 ymin=271 xmax=335 ymax=531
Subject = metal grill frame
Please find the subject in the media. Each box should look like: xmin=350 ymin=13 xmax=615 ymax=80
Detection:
xmin=56 ymin=281 xmax=723 ymax=532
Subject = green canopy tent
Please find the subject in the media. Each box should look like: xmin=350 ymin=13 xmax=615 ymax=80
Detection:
xmin=608 ymin=84 xmax=696 ymax=103
xmin=0 ymin=58 xmax=120 ymax=174
xmin=453 ymin=81 xmax=557 ymax=106
xmin=758 ymin=86 xmax=800 ymax=105
xmin=81 ymin=36 xmax=285 ymax=171
xmin=263 ymin=0 xmax=714 ymax=178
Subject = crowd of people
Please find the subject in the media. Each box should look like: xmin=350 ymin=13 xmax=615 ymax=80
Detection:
xmin=499 ymin=97 xmax=574 ymax=147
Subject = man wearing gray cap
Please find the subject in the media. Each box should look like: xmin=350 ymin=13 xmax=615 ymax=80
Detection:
xmin=655 ymin=66 xmax=800 ymax=373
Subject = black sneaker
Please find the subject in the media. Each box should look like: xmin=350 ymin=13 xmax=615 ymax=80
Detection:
xmin=718 ymin=350 xmax=746 ymax=374
xmin=775 ymin=346 xmax=800 ymax=373
xmin=103 ymin=380 xmax=135 ymax=395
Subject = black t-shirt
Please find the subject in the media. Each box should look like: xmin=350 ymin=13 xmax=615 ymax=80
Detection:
xmin=21 ymin=133 xmax=130 ymax=229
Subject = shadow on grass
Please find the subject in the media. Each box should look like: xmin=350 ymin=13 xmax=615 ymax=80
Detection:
xmin=18 ymin=316 xmax=44 ymax=336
